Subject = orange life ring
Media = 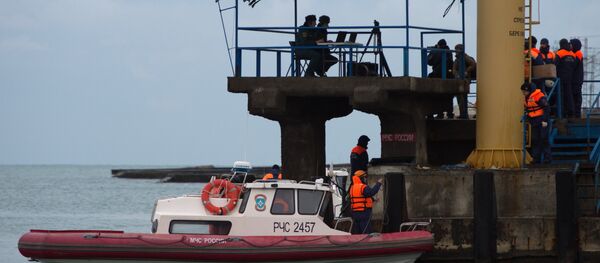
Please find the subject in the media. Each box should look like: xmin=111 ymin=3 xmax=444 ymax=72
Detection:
xmin=201 ymin=179 xmax=241 ymax=215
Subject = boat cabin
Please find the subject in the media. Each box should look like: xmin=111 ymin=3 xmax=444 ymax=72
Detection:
xmin=151 ymin=178 xmax=351 ymax=236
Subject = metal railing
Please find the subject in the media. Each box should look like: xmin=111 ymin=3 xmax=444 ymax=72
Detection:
xmin=234 ymin=25 xmax=465 ymax=78
xmin=582 ymin=80 xmax=600 ymax=214
xmin=229 ymin=0 xmax=466 ymax=78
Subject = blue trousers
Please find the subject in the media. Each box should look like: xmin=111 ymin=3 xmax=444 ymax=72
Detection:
xmin=352 ymin=210 xmax=373 ymax=234
xmin=530 ymin=117 xmax=551 ymax=163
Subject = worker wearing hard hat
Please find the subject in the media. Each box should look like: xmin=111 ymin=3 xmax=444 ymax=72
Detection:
xmin=522 ymin=82 xmax=551 ymax=164
xmin=349 ymin=170 xmax=383 ymax=234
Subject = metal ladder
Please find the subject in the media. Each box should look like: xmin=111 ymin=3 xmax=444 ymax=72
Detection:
xmin=524 ymin=0 xmax=540 ymax=81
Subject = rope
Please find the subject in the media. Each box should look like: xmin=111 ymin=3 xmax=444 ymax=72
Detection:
xmin=216 ymin=0 xmax=235 ymax=75
xmin=93 ymin=233 xmax=375 ymax=249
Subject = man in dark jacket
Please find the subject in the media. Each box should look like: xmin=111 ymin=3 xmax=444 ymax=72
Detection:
xmin=295 ymin=15 xmax=322 ymax=77
xmin=556 ymin=38 xmax=577 ymax=117
xmin=428 ymin=39 xmax=454 ymax=79
xmin=315 ymin=15 xmax=338 ymax=77
xmin=453 ymin=44 xmax=476 ymax=119
xmin=539 ymin=38 xmax=556 ymax=64
xmin=350 ymin=135 xmax=370 ymax=177
xmin=428 ymin=39 xmax=455 ymax=118
xmin=570 ymin=38 xmax=584 ymax=118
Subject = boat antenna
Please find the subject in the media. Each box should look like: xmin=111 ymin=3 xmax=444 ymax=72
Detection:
xmin=215 ymin=0 xmax=235 ymax=75
xmin=443 ymin=0 xmax=458 ymax=18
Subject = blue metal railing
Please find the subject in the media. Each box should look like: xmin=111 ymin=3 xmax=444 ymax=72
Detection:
xmin=234 ymin=25 xmax=465 ymax=78
xmin=581 ymin=80 xmax=600 ymax=214
xmin=231 ymin=0 xmax=466 ymax=78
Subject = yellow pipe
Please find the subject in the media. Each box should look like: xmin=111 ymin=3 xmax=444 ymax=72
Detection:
xmin=466 ymin=0 xmax=531 ymax=168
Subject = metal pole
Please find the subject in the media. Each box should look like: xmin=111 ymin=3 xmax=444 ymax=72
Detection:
xmin=294 ymin=0 xmax=298 ymax=77
xmin=277 ymin=51 xmax=282 ymax=77
xmin=404 ymin=0 xmax=409 ymax=76
xmin=294 ymin=0 xmax=298 ymax=35
xmin=235 ymin=0 xmax=240 ymax=77
xmin=256 ymin=50 xmax=261 ymax=77
xmin=461 ymin=0 xmax=466 ymax=79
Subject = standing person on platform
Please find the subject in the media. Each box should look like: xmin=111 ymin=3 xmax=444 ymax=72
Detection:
xmin=262 ymin=165 xmax=282 ymax=180
xmin=349 ymin=170 xmax=383 ymax=234
xmin=315 ymin=15 xmax=338 ymax=77
xmin=295 ymin=15 xmax=322 ymax=78
xmin=453 ymin=44 xmax=477 ymax=119
xmin=539 ymin=38 xmax=556 ymax=64
xmin=350 ymin=135 xmax=370 ymax=177
xmin=571 ymin=38 xmax=584 ymax=118
xmin=522 ymin=82 xmax=551 ymax=164
xmin=428 ymin=39 xmax=455 ymax=119
xmin=524 ymin=37 xmax=545 ymax=93
xmin=556 ymin=38 xmax=578 ymax=117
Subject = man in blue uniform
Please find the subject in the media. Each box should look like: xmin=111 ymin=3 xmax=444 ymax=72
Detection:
xmin=350 ymin=135 xmax=370 ymax=177
xmin=570 ymin=39 xmax=584 ymax=118
xmin=295 ymin=15 xmax=322 ymax=77
xmin=556 ymin=39 xmax=577 ymax=117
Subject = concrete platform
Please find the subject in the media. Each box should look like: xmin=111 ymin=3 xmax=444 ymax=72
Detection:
xmin=228 ymin=76 xmax=468 ymax=181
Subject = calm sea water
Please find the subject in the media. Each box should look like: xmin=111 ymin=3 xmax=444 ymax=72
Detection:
xmin=0 ymin=165 xmax=202 ymax=263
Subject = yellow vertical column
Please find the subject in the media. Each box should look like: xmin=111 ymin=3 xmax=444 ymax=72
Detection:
xmin=466 ymin=0 xmax=531 ymax=168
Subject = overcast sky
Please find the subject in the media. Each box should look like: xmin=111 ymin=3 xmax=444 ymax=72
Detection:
xmin=1 ymin=0 xmax=599 ymax=166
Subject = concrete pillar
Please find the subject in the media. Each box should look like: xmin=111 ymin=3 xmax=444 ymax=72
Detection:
xmin=279 ymin=118 xmax=326 ymax=182
xmin=244 ymin=88 xmax=352 ymax=181
xmin=379 ymin=114 xmax=417 ymax=162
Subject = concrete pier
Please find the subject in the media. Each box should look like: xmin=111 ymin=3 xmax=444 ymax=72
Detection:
xmin=228 ymin=77 xmax=468 ymax=180
xmin=365 ymin=165 xmax=600 ymax=262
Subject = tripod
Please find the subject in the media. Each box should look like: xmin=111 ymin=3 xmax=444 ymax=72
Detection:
xmin=359 ymin=20 xmax=392 ymax=77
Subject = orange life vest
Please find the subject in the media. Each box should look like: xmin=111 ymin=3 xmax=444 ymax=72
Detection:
xmin=524 ymin=49 xmax=540 ymax=59
xmin=574 ymin=50 xmax=583 ymax=61
xmin=349 ymin=175 xmax=373 ymax=212
xmin=556 ymin=49 xmax=575 ymax=59
xmin=525 ymin=89 xmax=545 ymax=118
xmin=541 ymin=50 xmax=555 ymax=61
xmin=351 ymin=146 xmax=366 ymax=155
xmin=262 ymin=173 xmax=282 ymax=180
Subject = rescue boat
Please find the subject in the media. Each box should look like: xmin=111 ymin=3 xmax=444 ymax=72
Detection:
xmin=18 ymin=162 xmax=433 ymax=262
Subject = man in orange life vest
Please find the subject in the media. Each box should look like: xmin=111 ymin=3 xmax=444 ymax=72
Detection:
xmin=349 ymin=170 xmax=382 ymax=234
xmin=571 ymin=38 xmax=584 ymax=118
xmin=262 ymin=164 xmax=282 ymax=180
xmin=522 ymin=82 xmax=551 ymax=164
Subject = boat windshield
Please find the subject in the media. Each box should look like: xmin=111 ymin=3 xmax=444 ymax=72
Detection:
xmin=298 ymin=190 xmax=324 ymax=215
xmin=271 ymin=189 xmax=295 ymax=215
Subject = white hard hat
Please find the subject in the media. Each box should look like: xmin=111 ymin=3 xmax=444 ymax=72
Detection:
xmin=545 ymin=79 xmax=555 ymax=88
